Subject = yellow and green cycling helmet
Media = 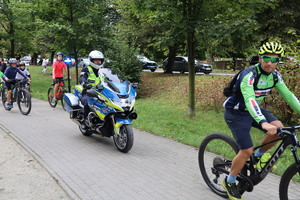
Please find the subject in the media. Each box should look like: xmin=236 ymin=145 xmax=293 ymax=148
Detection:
xmin=258 ymin=42 xmax=284 ymax=57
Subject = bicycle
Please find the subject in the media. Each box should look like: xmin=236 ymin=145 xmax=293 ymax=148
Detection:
xmin=0 ymin=81 xmax=3 ymax=98
xmin=1 ymin=79 xmax=32 ymax=115
xmin=47 ymin=79 xmax=67 ymax=110
xmin=198 ymin=125 xmax=300 ymax=200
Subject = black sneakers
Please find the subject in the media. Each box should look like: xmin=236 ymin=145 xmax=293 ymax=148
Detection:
xmin=222 ymin=177 xmax=243 ymax=200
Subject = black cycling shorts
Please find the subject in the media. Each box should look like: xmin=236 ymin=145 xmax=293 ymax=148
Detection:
xmin=54 ymin=77 xmax=64 ymax=84
xmin=5 ymin=81 xmax=16 ymax=90
xmin=224 ymin=108 xmax=278 ymax=150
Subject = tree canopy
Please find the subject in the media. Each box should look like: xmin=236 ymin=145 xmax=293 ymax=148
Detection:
xmin=1 ymin=0 xmax=299 ymax=60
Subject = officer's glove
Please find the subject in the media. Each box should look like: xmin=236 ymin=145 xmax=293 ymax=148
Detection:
xmin=85 ymin=84 xmax=93 ymax=89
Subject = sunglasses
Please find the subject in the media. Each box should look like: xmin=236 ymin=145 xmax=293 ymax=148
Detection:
xmin=261 ymin=55 xmax=280 ymax=63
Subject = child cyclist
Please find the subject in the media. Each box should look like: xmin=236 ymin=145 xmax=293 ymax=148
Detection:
xmin=16 ymin=62 xmax=31 ymax=89
xmin=3 ymin=58 xmax=28 ymax=109
xmin=52 ymin=52 xmax=68 ymax=102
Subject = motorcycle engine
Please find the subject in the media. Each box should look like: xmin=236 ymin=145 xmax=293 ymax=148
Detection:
xmin=87 ymin=112 xmax=102 ymax=128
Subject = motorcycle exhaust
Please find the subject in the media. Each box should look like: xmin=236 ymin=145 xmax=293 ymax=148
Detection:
xmin=96 ymin=127 xmax=103 ymax=136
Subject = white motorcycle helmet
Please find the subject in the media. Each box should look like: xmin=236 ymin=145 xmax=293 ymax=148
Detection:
xmin=88 ymin=50 xmax=104 ymax=69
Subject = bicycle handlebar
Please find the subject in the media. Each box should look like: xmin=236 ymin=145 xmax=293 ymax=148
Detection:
xmin=277 ymin=125 xmax=300 ymax=137
xmin=6 ymin=79 xmax=28 ymax=83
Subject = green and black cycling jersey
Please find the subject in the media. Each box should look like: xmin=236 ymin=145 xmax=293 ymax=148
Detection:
xmin=223 ymin=64 xmax=300 ymax=124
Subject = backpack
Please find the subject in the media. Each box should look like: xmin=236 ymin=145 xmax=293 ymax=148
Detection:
xmin=223 ymin=65 xmax=278 ymax=97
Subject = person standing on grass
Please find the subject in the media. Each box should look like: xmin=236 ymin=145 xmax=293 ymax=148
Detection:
xmin=51 ymin=52 xmax=67 ymax=102
xmin=42 ymin=58 xmax=48 ymax=73
xmin=222 ymin=42 xmax=300 ymax=200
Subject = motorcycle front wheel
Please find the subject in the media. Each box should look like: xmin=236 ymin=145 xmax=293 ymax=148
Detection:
xmin=113 ymin=124 xmax=134 ymax=153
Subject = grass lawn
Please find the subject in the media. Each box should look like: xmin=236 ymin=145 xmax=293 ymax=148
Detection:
xmin=28 ymin=66 xmax=298 ymax=177
xmin=28 ymin=65 xmax=78 ymax=101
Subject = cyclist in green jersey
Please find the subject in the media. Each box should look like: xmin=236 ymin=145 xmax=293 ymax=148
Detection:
xmin=222 ymin=42 xmax=300 ymax=200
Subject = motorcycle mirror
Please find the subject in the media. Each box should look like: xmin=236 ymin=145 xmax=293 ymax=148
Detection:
xmin=96 ymin=84 xmax=104 ymax=91
xmin=132 ymin=82 xmax=138 ymax=89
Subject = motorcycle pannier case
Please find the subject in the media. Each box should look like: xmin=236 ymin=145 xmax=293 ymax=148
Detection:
xmin=63 ymin=93 xmax=79 ymax=118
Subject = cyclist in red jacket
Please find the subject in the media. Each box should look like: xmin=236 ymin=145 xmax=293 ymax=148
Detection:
xmin=52 ymin=52 xmax=67 ymax=102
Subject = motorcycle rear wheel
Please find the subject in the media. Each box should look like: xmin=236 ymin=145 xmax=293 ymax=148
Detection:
xmin=113 ymin=124 xmax=134 ymax=153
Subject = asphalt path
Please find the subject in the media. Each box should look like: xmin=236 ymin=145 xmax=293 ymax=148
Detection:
xmin=0 ymin=98 xmax=298 ymax=200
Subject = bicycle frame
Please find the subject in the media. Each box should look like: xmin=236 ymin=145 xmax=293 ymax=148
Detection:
xmin=10 ymin=81 xmax=22 ymax=102
xmin=55 ymin=81 xmax=65 ymax=100
xmin=242 ymin=125 xmax=300 ymax=186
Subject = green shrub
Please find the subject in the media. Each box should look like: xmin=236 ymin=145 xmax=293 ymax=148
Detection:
xmin=105 ymin=41 xmax=142 ymax=82
xmin=195 ymin=76 xmax=229 ymax=112
xmin=263 ymin=63 xmax=300 ymax=124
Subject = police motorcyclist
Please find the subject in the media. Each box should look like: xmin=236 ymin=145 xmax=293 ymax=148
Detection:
xmin=79 ymin=50 xmax=105 ymax=130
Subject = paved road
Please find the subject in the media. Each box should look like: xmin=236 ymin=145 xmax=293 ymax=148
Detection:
xmin=0 ymin=98 xmax=296 ymax=200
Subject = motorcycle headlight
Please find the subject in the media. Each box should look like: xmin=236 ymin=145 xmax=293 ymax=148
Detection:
xmin=121 ymin=99 xmax=132 ymax=107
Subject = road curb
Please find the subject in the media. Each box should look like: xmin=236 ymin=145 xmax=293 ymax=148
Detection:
xmin=0 ymin=123 xmax=81 ymax=200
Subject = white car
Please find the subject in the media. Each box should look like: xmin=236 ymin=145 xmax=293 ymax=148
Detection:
xmin=78 ymin=58 xmax=90 ymax=68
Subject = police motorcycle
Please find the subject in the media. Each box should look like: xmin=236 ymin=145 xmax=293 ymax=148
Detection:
xmin=63 ymin=68 xmax=138 ymax=153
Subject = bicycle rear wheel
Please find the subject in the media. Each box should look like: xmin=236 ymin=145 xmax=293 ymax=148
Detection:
xmin=279 ymin=163 xmax=300 ymax=200
xmin=48 ymin=87 xmax=57 ymax=108
xmin=17 ymin=89 xmax=31 ymax=115
xmin=198 ymin=132 xmax=240 ymax=198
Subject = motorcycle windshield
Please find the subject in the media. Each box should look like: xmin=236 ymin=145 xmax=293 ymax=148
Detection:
xmin=99 ymin=68 xmax=123 ymax=83
xmin=99 ymin=68 xmax=130 ymax=95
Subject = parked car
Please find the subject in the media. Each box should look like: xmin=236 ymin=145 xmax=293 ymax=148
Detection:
xmin=198 ymin=62 xmax=212 ymax=74
xmin=137 ymin=55 xmax=157 ymax=72
xmin=162 ymin=56 xmax=212 ymax=74
xmin=20 ymin=56 xmax=31 ymax=66
xmin=78 ymin=57 xmax=89 ymax=68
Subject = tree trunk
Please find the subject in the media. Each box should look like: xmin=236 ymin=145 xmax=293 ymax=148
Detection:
xmin=164 ymin=45 xmax=177 ymax=74
xmin=9 ymin=21 xmax=15 ymax=58
xmin=187 ymin=30 xmax=196 ymax=117
xmin=73 ymin=46 xmax=79 ymax=84
xmin=50 ymin=51 xmax=55 ymax=65
xmin=210 ymin=54 xmax=215 ymax=65
xmin=232 ymin=57 xmax=237 ymax=71
xmin=32 ymin=53 xmax=38 ymax=65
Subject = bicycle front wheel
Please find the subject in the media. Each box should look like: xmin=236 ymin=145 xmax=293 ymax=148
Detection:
xmin=61 ymin=89 xmax=68 ymax=111
xmin=48 ymin=87 xmax=57 ymax=108
xmin=1 ymin=86 xmax=10 ymax=110
xmin=198 ymin=132 xmax=240 ymax=198
xmin=279 ymin=163 xmax=300 ymax=200
xmin=17 ymin=89 xmax=31 ymax=115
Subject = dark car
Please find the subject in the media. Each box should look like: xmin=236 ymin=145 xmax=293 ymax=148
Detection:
xmin=137 ymin=55 xmax=158 ymax=72
xmin=162 ymin=56 xmax=212 ymax=74
xmin=198 ymin=62 xmax=212 ymax=74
